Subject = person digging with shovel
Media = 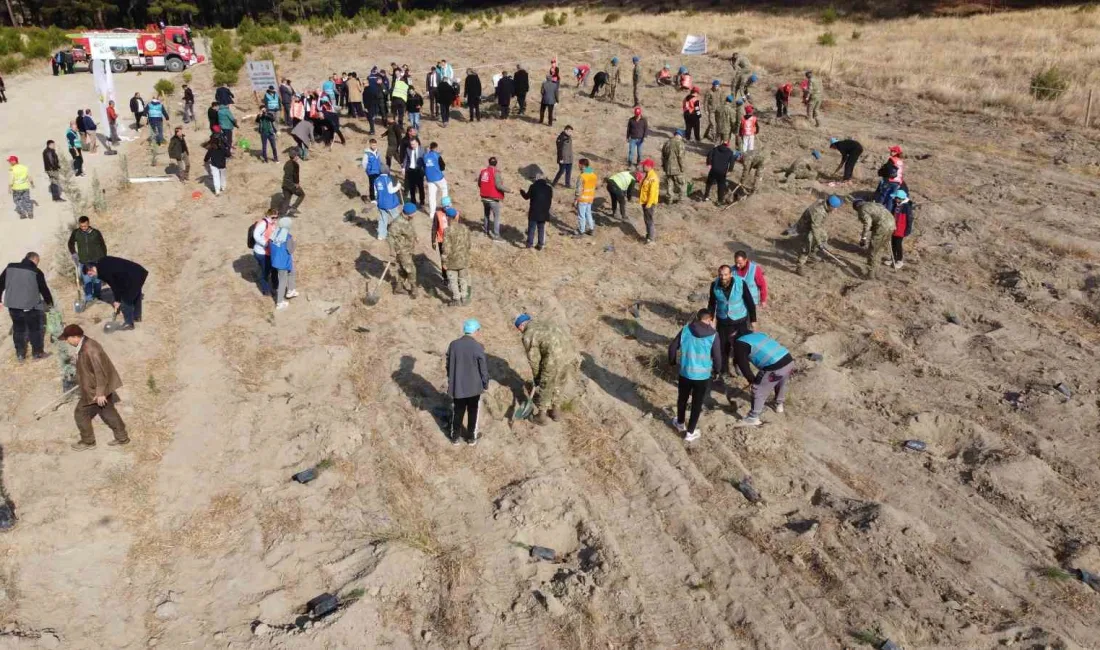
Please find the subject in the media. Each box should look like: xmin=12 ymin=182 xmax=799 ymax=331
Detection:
xmin=514 ymin=313 xmax=572 ymax=426
xmin=84 ymin=256 xmax=148 ymax=331
xmin=732 ymin=329 xmax=794 ymax=427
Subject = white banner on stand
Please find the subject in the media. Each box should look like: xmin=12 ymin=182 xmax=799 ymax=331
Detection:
xmin=681 ymin=34 xmax=708 ymax=55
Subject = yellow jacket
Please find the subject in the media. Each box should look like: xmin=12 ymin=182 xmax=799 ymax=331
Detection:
xmin=638 ymin=169 xmax=659 ymax=207
xmin=9 ymin=164 xmax=30 ymax=191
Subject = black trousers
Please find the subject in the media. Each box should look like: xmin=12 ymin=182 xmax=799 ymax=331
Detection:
xmin=590 ymin=79 xmax=606 ymax=98
xmin=498 ymin=100 xmax=510 ymax=118
xmin=70 ymin=148 xmax=84 ymax=176
xmin=367 ymin=173 xmax=379 ymax=200
xmin=405 ymin=168 xmax=425 ymax=205
xmin=842 ymin=152 xmax=861 ymax=181
xmin=683 ymin=113 xmax=701 ymax=141
xmin=10 ymin=308 xmax=44 ymax=357
xmin=468 ymin=99 xmax=481 ymax=121
xmin=892 ymin=236 xmax=904 ymax=262
xmin=133 ymin=111 xmax=143 ymax=128
xmin=526 ymin=219 xmax=546 ymax=248
xmin=607 ymin=182 xmax=627 ymax=218
xmin=392 ymin=99 xmax=406 ymax=127
xmin=348 ymin=101 xmax=363 ymax=118
xmin=716 ymin=318 xmax=750 ymax=376
xmin=539 ymin=103 xmax=554 ymax=125
xmin=704 ymin=171 xmax=727 ymax=202
xmin=776 ymin=98 xmax=788 ymax=118
xmin=120 ymin=293 xmax=144 ymax=326
xmin=366 ymin=100 xmax=382 ymax=132
xmin=677 ymin=376 xmax=709 ymax=433
xmin=451 ymin=396 xmax=480 ymax=441
xmin=516 ymin=92 xmax=527 ymax=113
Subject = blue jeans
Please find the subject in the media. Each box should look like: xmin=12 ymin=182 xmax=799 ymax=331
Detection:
xmin=577 ymin=202 xmax=594 ymax=233
xmin=627 ymin=138 xmax=643 ymax=165
xmin=409 ymin=111 xmax=421 ymax=130
xmin=81 ymin=271 xmax=101 ymax=302
xmin=149 ymin=117 xmax=164 ymax=144
xmin=377 ymin=206 xmax=399 ymax=240
xmin=253 ymin=252 xmax=272 ymax=294
xmin=261 ymin=133 xmax=278 ymax=161
xmin=553 ymin=163 xmax=572 ymax=187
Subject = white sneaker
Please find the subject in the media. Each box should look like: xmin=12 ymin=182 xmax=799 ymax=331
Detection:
xmin=673 ymin=419 xmax=687 ymax=434
xmin=893 ymin=260 xmax=905 ymax=270
xmin=738 ymin=416 xmax=762 ymax=427
xmin=285 ymin=290 xmax=299 ymax=298
xmin=774 ymin=403 xmax=785 ymax=414
xmin=684 ymin=429 xmax=700 ymax=442
xmin=276 ymin=301 xmax=289 ymax=310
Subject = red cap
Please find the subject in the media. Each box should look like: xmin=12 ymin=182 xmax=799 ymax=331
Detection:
xmin=633 ymin=107 xmax=642 ymax=116
xmin=744 ymin=105 xmax=754 ymax=114
xmin=691 ymin=86 xmax=700 ymax=92
xmin=641 ymin=158 xmax=655 ymax=169
xmin=6 ymin=155 xmax=17 ymax=164
xmin=889 ymin=145 xmax=903 ymax=155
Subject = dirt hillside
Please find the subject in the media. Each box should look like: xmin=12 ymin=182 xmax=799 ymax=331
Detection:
xmin=1 ymin=12 xmax=1099 ymax=650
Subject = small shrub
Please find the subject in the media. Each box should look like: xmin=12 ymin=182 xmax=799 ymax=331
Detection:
xmin=1075 ymin=2 xmax=1097 ymax=12
xmin=213 ymin=69 xmax=238 ymax=86
xmin=453 ymin=20 xmax=464 ymax=32
xmin=494 ymin=12 xmax=503 ymax=24
xmin=820 ymin=6 xmax=840 ymax=24
xmin=291 ymin=48 xmax=301 ymax=61
xmin=719 ymin=36 xmax=751 ymax=49
xmin=0 ymin=54 xmax=22 ymax=75
xmin=182 ymin=71 xmax=192 ymax=84
xmin=851 ymin=30 xmax=861 ymax=40
xmin=735 ymin=27 xmax=745 ymax=35
xmin=818 ymin=31 xmax=837 ymax=46
xmin=604 ymin=12 xmax=621 ymax=23
xmin=542 ymin=10 xmax=558 ymax=27
xmin=154 ymin=79 xmax=176 ymax=97
xmin=1030 ymin=67 xmax=1069 ymax=101
xmin=573 ymin=6 xmax=584 ymax=16
xmin=558 ymin=11 xmax=567 ymax=25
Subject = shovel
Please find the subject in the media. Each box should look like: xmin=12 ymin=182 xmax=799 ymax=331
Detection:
xmin=514 ymin=386 xmax=537 ymax=420
xmin=102 ymin=305 xmax=123 ymax=333
xmin=72 ymin=258 xmax=87 ymax=314
xmin=817 ymin=245 xmax=844 ymax=266
xmin=364 ymin=261 xmax=391 ymax=306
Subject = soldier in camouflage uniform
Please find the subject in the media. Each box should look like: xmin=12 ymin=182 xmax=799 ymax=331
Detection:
xmin=852 ymin=199 xmax=894 ymax=278
xmin=514 ymin=313 xmax=573 ymax=425
xmin=806 ymin=71 xmax=824 ymax=127
xmin=702 ymin=81 xmax=722 ymax=141
xmin=661 ymin=129 xmax=687 ymax=203
xmin=631 ymin=56 xmax=642 ymax=107
xmin=732 ymin=98 xmax=747 ymax=150
xmin=734 ymin=148 xmax=770 ymax=194
xmin=441 ymin=206 xmax=471 ymax=305
xmin=388 ymin=203 xmax=420 ymax=297
xmin=796 ymin=195 xmax=842 ymax=275
xmin=607 ymin=58 xmax=622 ymax=102
xmin=730 ymin=53 xmax=751 ymax=97
xmin=777 ymin=150 xmax=822 ymax=182
xmin=714 ymin=96 xmax=736 ymax=145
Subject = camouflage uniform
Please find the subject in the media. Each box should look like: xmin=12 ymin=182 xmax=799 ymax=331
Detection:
xmin=714 ymin=102 xmax=736 ymax=143
xmin=442 ymin=219 xmax=471 ymax=304
xmin=738 ymin=149 xmax=770 ymax=192
xmin=796 ymin=201 xmax=830 ymax=272
xmin=855 ymin=202 xmax=894 ymax=278
xmin=808 ymin=75 xmax=824 ymax=127
xmin=661 ymin=137 xmax=687 ymax=202
xmin=522 ymin=320 xmax=572 ymax=416
xmin=703 ymin=88 xmax=722 ymax=141
xmin=778 ymin=158 xmax=818 ymax=182
xmin=388 ymin=216 xmax=419 ymax=296
xmin=632 ymin=63 xmax=641 ymax=106
xmin=608 ymin=62 xmax=621 ymax=101
xmin=731 ymin=55 xmax=751 ymax=97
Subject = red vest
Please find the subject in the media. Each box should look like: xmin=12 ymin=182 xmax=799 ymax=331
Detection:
xmin=683 ymin=96 xmax=700 ymax=115
xmin=889 ymin=156 xmax=905 ymax=183
xmin=479 ymin=167 xmax=503 ymax=200
xmin=740 ymin=115 xmax=757 ymax=136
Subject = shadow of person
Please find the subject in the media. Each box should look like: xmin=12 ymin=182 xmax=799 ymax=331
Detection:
xmin=637 ymin=300 xmax=692 ymax=325
xmin=339 ymin=179 xmax=360 ymax=199
xmin=487 ymin=354 xmax=525 ymax=403
xmin=354 ymin=250 xmax=387 ymax=280
xmin=0 ymin=443 xmax=16 ymax=532
xmin=579 ymin=352 xmax=662 ymax=417
xmin=392 ymin=355 xmax=450 ymax=439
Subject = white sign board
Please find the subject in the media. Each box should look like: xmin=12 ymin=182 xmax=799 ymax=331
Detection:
xmin=245 ymin=60 xmax=278 ymax=91
xmin=681 ymin=34 xmax=707 ymax=56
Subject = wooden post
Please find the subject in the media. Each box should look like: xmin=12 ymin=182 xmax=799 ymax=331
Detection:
xmin=1086 ymin=89 xmax=1094 ymax=129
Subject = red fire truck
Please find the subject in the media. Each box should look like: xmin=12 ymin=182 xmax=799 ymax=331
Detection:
xmin=69 ymin=25 xmax=203 ymax=73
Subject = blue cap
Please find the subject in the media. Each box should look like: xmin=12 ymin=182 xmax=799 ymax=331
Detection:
xmin=732 ymin=151 xmax=743 ymax=160
xmin=463 ymin=319 xmax=481 ymax=334
xmin=811 ymin=149 xmax=822 ymax=160
xmin=574 ymin=67 xmax=580 ymax=75
xmin=736 ymin=98 xmax=744 ymax=105
xmin=441 ymin=196 xmax=452 ymax=207
xmin=827 ymin=195 xmax=843 ymax=208
xmin=444 ymin=207 xmax=458 ymax=218
xmin=678 ymin=66 xmax=687 ymax=74
xmin=611 ymin=57 xmax=619 ymax=64
xmin=514 ymin=313 xmax=531 ymax=328
xmin=712 ymin=79 xmax=720 ymax=86
xmin=749 ymin=74 xmax=757 ymax=82
xmin=725 ymin=94 xmax=734 ymax=102
xmin=402 ymin=202 xmax=417 ymax=215
xmin=829 ymin=137 xmax=839 ymax=145
xmin=632 ymin=56 xmax=640 ymax=63
xmin=893 ymin=189 xmax=908 ymax=200
xmin=674 ymin=128 xmax=684 ymax=136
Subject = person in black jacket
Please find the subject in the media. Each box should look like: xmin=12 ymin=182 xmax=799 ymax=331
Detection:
xmin=703 ymin=140 xmax=736 ymax=204
xmin=496 ymin=71 xmax=515 ymax=119
xmin=182 ymin=84 xmax=195 ymax=123
xmin=436 ymin=78 xmax=456 ymax=126
xmin=446 ymin=319 xmax=489 ymax=445
xmin=129 ymin=93 xmax=145 ymax=129
xmin=0 ymin=252 xmax=53 ymax=360
xmin=463 ymin=69 xmax=482 ymax=122
xmin=828 ymin=138 xmax=863 ymax=183
xmin=207 ymin=101 xmax=219 ymax=132
xmin=84 ymin=257 xmax=148 ymax=330
xmin=322 ymin=102 xmax=345 ymax=147
xmin=68 ymin=216 xmax=107 ymax=303
xmin=42 ymin=140 xmax=64 ymax=202
xmin=215 ymin=85 xmax=235 ymax=106
xmin=520 ymin=171 xmax=553 ymax=250
xmin=513 ymin=64 xmax=530 ymax=115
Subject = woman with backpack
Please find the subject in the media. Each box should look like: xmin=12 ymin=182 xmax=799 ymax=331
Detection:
xmin=889 ymin=189 xmax=914 ymax=270
xmin=268 ymin=217 xmax=299 ymax=310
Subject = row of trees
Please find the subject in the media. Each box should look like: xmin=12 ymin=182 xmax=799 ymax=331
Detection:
xmin=0 ymin=0 xmax=464 ymax=29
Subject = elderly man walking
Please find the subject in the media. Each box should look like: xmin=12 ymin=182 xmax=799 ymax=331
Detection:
xmin=62 ymin=324 xmax=130 ymax=451
xmin=446 ymin=319 xmax=489 ymax=446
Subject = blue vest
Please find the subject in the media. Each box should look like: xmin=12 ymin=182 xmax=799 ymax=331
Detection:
xmin=364 ymin=150 xmax=382 ymax=175
xmin=375 ymin=175 xmax=400 ymax=210
xmin=264 ymin=92 xmax=279 ymax=110
xmin=269 ymin=233 xmax=294 ymax=271
xmin=146 ymin=102 xmax=165 ymax=119
xmin=679 ymin=327 xmax=715 ymax=380
xmin=742 ymin=262 xmax=760 ymax=305
xmin=740 ymin=332 xmax=788 ymax=369
xmin=712 ymin=277 xmax=748 ymax=321
xmin=423 ymin=150 xmax=444 ymax=182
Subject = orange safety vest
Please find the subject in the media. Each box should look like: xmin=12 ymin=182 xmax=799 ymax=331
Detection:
xmin=888 ymin=156 xmax=905 ymax=183
xmin=740 ymin=115 xmax=757 ymax=136
xmin=290 ymin=101 xmax=304 ymax=120
xmin=578 ymin=171 xmax=597 ymax=203
xmin=679 ymin=74 xmax=693 ymax=90
xmin=433 ymin=210 xmax=450 ymax=243
xmin=682 ymin=96 xmax=700 ymax=116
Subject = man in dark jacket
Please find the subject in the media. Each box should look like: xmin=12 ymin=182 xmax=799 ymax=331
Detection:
xmin=67 ymin=216 xmax=107 ymax=303
xmin=129 ymin=93 xmax=145 ymax=128
xmin=436 ymin=78 xmax=456 ymax=126
xmin=626 ymin=107 xmax=648 ymax=167
xmin=667 ymin=309 xmax=722 ymax=442
xmin=279 ymin=79 xmax=294 ymax=124
xmin=282 ymin=151 xmax=305 ymax=213
xmin=495 ymin=71 xmax=515 ymax=119
xmin=539 ymin=74 xmax=559 ymax=127
xmin=706 ymin=264 xmax=757 ymax=377
xmin=446 ymin=319 xmax=489 ymax=445
xmin=62 ymin=324 xmax=129 ymax=451
xmin=0 ymin=252 xmax=53 ymax=360
xmin=464 ymin=69 xmax=482 ymax=122
xmin=513 ymin=65 xmax=530 ymax=115
xmin=383 ymin=117 xmax=403 ymax=169
xmin=322 ymin=103 xmax=345 ymax=146
xmin=168 ymin=127 xmax=191 ymax=180
xmin=84 ymin=256 xmax=148 ymax=330
xmin=520 ymin=171 xmax=554 ymax=250
xmin=552 ymin=126 xmax=574 ymax=187
xmin=215 ymin=84 xmax=235 ymax=106
xmin=182 ymin=84 xmax=195 ymax=123
xmin=829 ymin=137 xmax=863 ymax=183
xmin=42 ymin=140 xmax=64 ymax=202
xmin=207 ymin=101 xmax=219 ymax=132
xmin=366 ymin=68 xmax=387 ymax=131
xmin=703 ymin=140 xmax=736 ymax=204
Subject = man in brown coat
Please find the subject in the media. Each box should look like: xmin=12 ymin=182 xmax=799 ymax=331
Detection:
xmin=62 ymin=324 xmax=129 ymax=451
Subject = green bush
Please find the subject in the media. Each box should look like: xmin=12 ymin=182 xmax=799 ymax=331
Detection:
xmin=558 ymin=11 xmax=567 ymax=25
xmin=1030 ymin=67 xmax=1069 ymax=100
xmin=182 ymin=71 xmax=192 ymax=83
xmin=453 ymin=20 xmax=464 ymax=32
xmin=213 ymin=69 xmax=238 ymax=86
xmin=820 ymin=6 xmax=840 ymax=24
xmin=0 ymin=29 xmax=23 ymax=56
xmin=495 ymin=12 xmax=503 ymax=24
xmin=0 ymin=54 xmax=22 ymax=74
xmin=154 ymin=79 xmax=175 ymax=97
xmin=604 ymin=12 xmax=621 ymax=23
xmin=354 ymin=9 xmax=384 ymax=30
xmin=542 ymin=11 xmax=558 ymax=26
xmin=291 ymin=48 xmax=301 ymax=61
xmin=817 ymin=31 xmax=837 ymax=46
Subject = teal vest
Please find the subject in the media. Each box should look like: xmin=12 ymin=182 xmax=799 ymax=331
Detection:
xmin=741 ymin=262 xmax=760 ymax=306
xmin=740 ymin=332 xmax=788 ymax=369
xmin=679 ymin=327 xmax=715 ymax=380
xmin=713 ymin=277 xmax=748 ymax=321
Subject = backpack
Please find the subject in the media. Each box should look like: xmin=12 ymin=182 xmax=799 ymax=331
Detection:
xmin=247 ymin=220 xmax=259 ymax=249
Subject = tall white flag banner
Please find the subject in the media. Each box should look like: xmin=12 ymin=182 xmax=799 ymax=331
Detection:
xmin=91 ymin=59 xmax=116 ymax=128
xmin=681 ymin=34 xmax=707 ymax=55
